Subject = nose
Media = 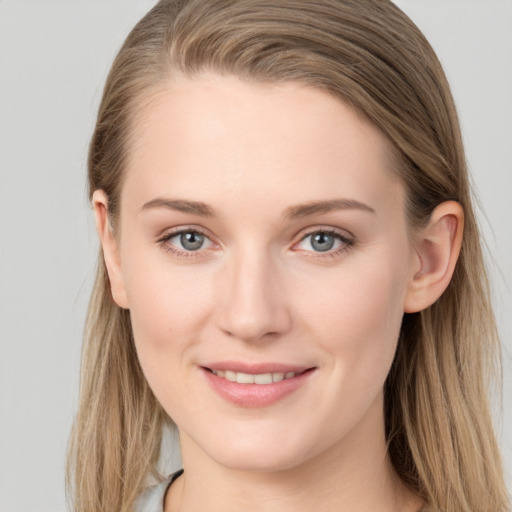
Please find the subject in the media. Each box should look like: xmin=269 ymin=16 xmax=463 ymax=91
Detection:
xmin=216 ymin=248 xmax=292 ymax=343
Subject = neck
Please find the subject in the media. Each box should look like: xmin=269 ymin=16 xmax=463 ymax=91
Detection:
xmin=166 ymin=394 xmax=422 ymax=512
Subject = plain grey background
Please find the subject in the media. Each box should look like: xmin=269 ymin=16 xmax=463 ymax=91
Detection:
xmin=0 ymin=1 xmax=510 ymax=510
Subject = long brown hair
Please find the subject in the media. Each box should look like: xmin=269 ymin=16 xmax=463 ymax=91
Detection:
xmin=67 ymin=1 xmax=510 ymax=511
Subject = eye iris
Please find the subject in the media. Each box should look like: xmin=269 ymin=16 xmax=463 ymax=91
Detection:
xmin=180 ymin=232 xmax=204 ymax=251
xmin=311 ymin=232 xmax=335 ymax=252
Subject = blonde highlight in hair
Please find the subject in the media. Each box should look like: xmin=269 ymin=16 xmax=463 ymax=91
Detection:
xmin=67 ymin=1 xmax=510 ymax=511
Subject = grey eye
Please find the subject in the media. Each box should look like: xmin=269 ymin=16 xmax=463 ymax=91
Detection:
xmin=296 ymin=231 xmax=349 ymax=254
xmin=310 ymin=232 xmax=336 ymax=252
xmin=179 ymin=231 xmax=205 ymax=251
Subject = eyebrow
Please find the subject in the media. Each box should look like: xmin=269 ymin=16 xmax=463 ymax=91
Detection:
xmin=140 ymin=197 xmax=375 ymax=218
xmin=283 ymin=198 xmax=375 ymax=220
xmin=141 ymin=198 xmax=216 ymax=216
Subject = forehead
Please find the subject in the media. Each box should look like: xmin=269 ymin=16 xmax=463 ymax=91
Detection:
xmin=122 ymin=73 xmax=404 ymax=219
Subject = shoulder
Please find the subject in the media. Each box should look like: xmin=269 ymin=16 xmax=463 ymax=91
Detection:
xmin=134 ymin=470 xmax=184 ymax=512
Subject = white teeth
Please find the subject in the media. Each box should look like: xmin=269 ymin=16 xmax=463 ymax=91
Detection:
xmin=254 ymin=373 xmax=273 ymax=384
xmin=212 ymin=369 xmax=298 ymax=384
xmin=272 ymin=372 xmax=285 ymax=382
xmin=225 ymin=370 xmax=237 ymax=382
xmin=236 ymin=372 xmax=254 ymax=384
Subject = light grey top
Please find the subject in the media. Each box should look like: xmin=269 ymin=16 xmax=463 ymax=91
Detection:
xmin=134 ymin=471 xmax=182 ymax=512
xmin=134 ymin=470 xmax=429 ymax=512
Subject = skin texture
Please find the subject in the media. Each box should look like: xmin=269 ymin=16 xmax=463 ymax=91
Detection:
xmin=94 ymin=73 xmax=463 ymax=512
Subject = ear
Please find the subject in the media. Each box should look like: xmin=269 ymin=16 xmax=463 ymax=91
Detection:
xmin=92 ymin=190 xmax=129 ymax=309
xmin=404 ymin=200 xmax=464 ymax=313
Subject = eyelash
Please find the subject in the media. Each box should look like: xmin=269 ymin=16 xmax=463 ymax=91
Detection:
xmin=157 ymin=227 xmax=355 ymax=260
xmin=293 ymin=229 xmax=355 ymax=259
xmin=157 ymin=227 xmax=214 ymax=260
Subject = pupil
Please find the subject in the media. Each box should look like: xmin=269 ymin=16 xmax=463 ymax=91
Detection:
xmin=311 ymin=233 xmax=334 ymax=252
xmin=180 ymin=232 xmax=204 ymax=251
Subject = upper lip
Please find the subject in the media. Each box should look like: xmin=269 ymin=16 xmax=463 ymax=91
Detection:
xmin=202 ymin=361 xmax=314 ymax=374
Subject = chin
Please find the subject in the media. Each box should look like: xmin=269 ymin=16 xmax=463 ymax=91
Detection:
xmin=215 ymin=449 xmax=308 ymax=473
xmin=199 ymin=428 xmax=316 ymax=473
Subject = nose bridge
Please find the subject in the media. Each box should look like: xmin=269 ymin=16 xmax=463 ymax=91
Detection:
xmin=217 ymin=244 xmax=291 ymax=342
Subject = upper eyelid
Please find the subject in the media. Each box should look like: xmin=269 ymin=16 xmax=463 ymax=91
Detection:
xmin=297 ymin=226 xmax=354 ymax=241
xmin=158 ymin=225 xmax=214 ymax=241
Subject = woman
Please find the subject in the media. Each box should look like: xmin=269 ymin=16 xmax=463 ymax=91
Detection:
xmin=67 ymin=1 xmax=510 ymax=511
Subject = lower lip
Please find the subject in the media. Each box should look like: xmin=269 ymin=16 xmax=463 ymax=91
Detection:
xmin=201 ymin=368 xmax=315 ymax=408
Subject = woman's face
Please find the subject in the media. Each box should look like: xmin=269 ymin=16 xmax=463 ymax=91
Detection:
xmin=110 ymin=73 xmax=418 ymax=472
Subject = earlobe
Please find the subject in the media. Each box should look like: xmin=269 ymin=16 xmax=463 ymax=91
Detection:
xmin=404 ymin=201 xmax=464 ymax=313
xmin=92 ymin=190 xmax=129 ymax=309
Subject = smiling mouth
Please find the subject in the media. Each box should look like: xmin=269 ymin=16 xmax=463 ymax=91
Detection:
xmin=204 ymin=367 xmax=313 ymax=385
xmin=202 ymin=366 xmax=316 ymax=407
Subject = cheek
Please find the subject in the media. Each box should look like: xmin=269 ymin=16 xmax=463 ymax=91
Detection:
xmin=295 ymin=251 xmax=409 ymax=391
xmin=123 ymin=261 xmax=218 ymax=420
xmin=120 ymin=244 xmax=216 ymax=364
